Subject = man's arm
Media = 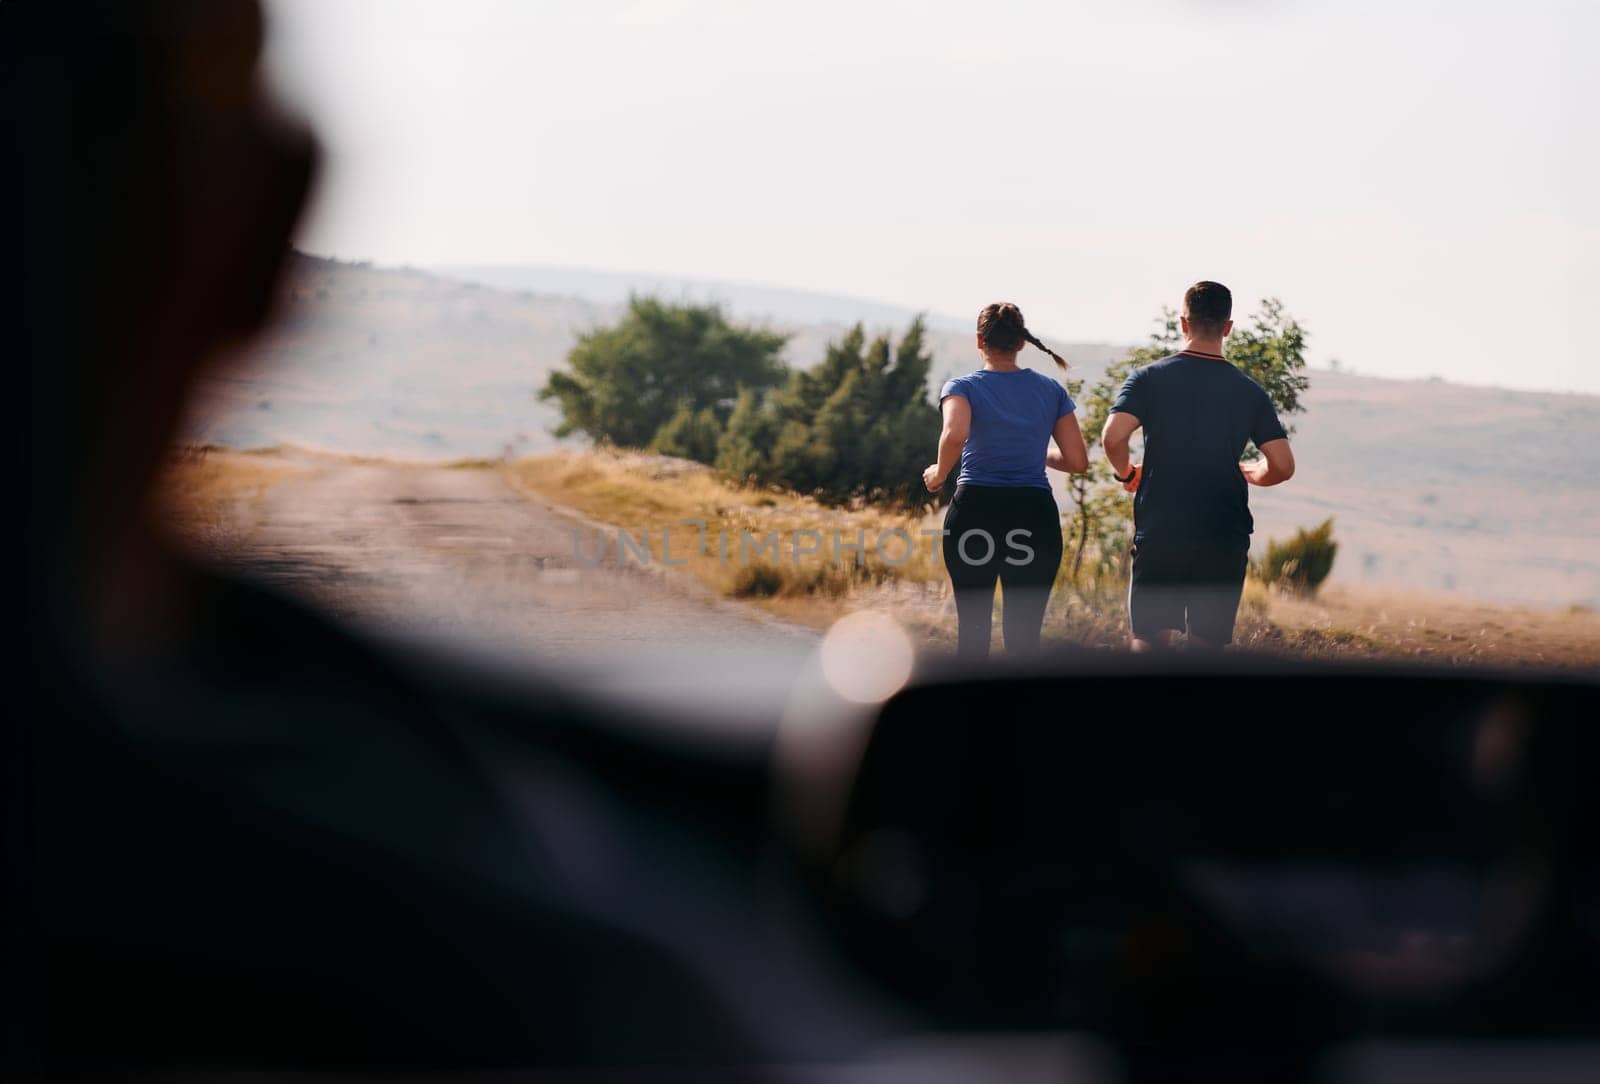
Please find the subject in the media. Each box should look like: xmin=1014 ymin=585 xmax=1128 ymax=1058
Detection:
xmin=1046 ymin=412 xmax=1089 ymax=474
xmin=922 ymin=395 xmax=971 ymax=493
xmin=1242 ymin=438 xmax=1295 ymax=486
xmin=1102 ymin=411 xmax=1141 ymax=481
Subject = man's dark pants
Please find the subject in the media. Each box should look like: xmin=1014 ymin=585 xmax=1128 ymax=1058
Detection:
xmin=1128 ymin=537 xmax=1250 ymax=644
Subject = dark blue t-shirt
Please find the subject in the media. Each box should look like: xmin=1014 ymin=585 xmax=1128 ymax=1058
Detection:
xmin=940 ymin=368 xmax=1077 ymax=490
xmin=1110 ymin=352 xmax=1288 ymax=547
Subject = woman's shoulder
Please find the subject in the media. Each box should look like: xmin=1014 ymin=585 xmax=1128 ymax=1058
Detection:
xmin=940 ymin=370 xmax=984 ymax=396
xmin=1025 ymin=367 xmax=1069 ymax=392
xmin=1028 ymin=368 xmax=1075 ymax=412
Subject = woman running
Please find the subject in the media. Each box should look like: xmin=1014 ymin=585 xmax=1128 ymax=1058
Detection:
xmin=922 ymin=303 xmax=1089 ymax=656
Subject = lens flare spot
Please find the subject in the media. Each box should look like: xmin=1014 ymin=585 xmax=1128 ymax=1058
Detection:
xmin=819 ymin=610 xmax=914 ymax=704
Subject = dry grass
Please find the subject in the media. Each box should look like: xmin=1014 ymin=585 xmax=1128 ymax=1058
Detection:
xmin=1261 ymin=584 xmax=1600 ymax=669
xmin=157 ymin=444 xmax=307 ymax=550
xmin=504 ymin=449 xmax=944 ymax=616
xmin=505 ymin=450 xmax=1600 ymax=668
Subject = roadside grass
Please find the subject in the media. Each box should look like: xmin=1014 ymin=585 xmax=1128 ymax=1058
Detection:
xmin=505 ymin=449 xmax=1218 ymax=652
xmin=503 ymin=449 xmax=1600 ymax=667
xmin=503 ymin=450 xmax=945 ymax=623
xmin=157 ymin=443 xmax=307 ymax=548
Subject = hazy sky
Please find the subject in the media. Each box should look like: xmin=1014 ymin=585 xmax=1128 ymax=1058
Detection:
xmin=264 ymin=0 xmax=1597 ymax=393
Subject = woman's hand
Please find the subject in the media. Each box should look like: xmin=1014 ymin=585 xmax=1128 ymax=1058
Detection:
xmin=922 ymin=464 xmax=946 ymax=492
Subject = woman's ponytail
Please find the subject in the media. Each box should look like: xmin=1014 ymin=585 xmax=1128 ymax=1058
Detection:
xmin=978 ymin=302 xmax=1069 ymax=370
xmin=1023 ymin=329 xmax=1069 ymax=371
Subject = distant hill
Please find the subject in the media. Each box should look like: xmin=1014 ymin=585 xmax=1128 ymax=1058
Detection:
xmin=435 ymin=262 xmax=1128 ymax=390
xmin=435 ymin=263 xmax=974 ymax=333
xmin=188 ymin=253 xmax=1122 ymax=456
xmin=183 ymin=253 xmax=1600 ymax=610
xmin=1245 ymin=373 xmax=1600 ymax=613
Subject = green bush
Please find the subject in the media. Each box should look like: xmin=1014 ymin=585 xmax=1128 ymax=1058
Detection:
xmin=1258 ymin=518 xmax=1338 ymax=595
xmin=539 ymin=297 xmax=786 ymax=449
xmin=540 ymin=301 xmax=937 ymax=512
xmin=714 ymin=387 xmax=776 ymax=480
xmin=748 ymin=319 xmax=941 ymax=511
xmin=649 ymin=402 xmax=722 ymax=464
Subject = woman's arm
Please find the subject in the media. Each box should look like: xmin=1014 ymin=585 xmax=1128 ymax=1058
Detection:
xmin=1046 ymin=412 xmax=1089 ymax=474
xmin=922 ymin=395 xmax=971 ymax=493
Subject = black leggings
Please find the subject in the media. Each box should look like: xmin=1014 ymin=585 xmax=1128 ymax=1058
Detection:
xmin=942 ymin=484 xmax=1064 ymax=657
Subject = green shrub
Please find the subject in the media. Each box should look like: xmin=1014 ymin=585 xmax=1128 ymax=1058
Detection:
xmin=735 ymin=319 xmax=941 ymax=511
xmin=539 ymin=297 xmax=786 ymax=449
xmin=1258 ymin=518 xmax=1338 ymax=595
xmin=650 ymin=402 xmax=722 ymax=464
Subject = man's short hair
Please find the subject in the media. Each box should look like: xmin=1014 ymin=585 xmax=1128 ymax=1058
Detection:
xmin=1183 ymin=281 xmax=1232 ymax=335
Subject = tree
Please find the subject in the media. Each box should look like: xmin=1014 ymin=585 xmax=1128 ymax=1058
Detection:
xmin=757 ymin=318 xmax=941 ymax=509
xmin=538 ymin=297 xmax=787 ymax=449
xmin=708 ymin=318 xmax=939 ymax=509
xmin=1062 ymin=458 xmax=1129 ymax=583
xmin=714 ymin=387 xmax=777 ymax=479
xmin=650 ymin=402 xmax=722 ymax=464
xmin=1224 ymin=298 xmax=1310 ymax=458
xmin=1058 ymin=312 xmax=1180 ymax=582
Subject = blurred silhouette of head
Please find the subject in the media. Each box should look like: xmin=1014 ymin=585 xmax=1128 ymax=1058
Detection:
xmin=975 ymin=302 xmax=1067 ymax=369
xmin=7 ymin=0 xmax=315 ymax=613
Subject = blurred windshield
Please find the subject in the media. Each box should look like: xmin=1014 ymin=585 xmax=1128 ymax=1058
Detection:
xmin=162 ymin=0 xmax=1600 ymax=685
xmin=17 ymin=3 xmax=1600 ymax=1078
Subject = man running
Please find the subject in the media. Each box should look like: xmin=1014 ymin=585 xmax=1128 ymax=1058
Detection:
xmin=1103 ymin=281 xmax=1296 ymax=650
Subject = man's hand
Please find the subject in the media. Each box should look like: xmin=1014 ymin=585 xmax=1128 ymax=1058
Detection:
xmin=1241 ymin=439 xmax=1295 ymax=487
xmin=923 ymin=464 xmax=945 ymax=492
xmin=1119 ymin=463 xmax=1142 ymax=494
xmin=1102 ymin=411 xmax=1141 ymax=490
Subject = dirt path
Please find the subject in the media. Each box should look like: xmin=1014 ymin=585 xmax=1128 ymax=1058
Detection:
xmin=1264 ymin=584 xmax=1600 ymax=670
xmin=230 ymin=455 xmax=816 ymax=665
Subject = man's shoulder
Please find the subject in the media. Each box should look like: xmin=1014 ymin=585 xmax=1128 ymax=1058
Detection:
xmin=1162 ymin=355 xmax=1269 ymax=397
xmin=1122 ymin=354 xmax=1184 ymax=388
xmin=1225 ymin=365 xmax=1274 ymax=400
xmin=1138 ymin=353 xmax=1188 ymax=376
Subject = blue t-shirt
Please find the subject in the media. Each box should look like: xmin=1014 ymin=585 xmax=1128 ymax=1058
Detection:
xmin=939 ymin=368 xmax=1076 ymax=490
xmin=1110 ymin=352 xmax=1288 ymax=547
